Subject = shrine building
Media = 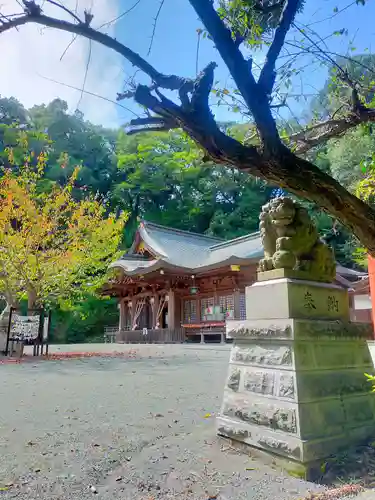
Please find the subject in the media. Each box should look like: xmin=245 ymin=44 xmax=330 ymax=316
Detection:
xmin=102 ymin=220 xmax=369 ymax=343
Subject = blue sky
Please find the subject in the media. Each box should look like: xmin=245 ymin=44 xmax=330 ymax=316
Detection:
xmin=0 ymin=0 xmax=374 ymax=127
xmin=112 ymin=0 xmax=375 ymax=125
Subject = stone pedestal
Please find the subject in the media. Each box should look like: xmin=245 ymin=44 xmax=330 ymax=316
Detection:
xmin=217 ymin=276 xmax=375 ymax=467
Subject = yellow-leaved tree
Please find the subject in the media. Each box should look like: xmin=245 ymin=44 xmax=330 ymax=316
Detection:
xmin=354 ymin=157 xmax=375 ymax=268
xmin=0 ymin=152 xmax=126 ymax=311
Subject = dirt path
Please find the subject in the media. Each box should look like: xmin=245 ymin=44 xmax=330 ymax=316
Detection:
xmin=0 ymin=344 xmax=331 ymax=499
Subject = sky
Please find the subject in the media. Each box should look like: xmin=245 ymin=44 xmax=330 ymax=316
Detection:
xmin=0 ymin=0 xmax=374 ymax=128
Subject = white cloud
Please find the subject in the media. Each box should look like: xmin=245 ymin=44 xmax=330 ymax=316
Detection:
xmin=0 ymin=0 xmax=124 ymax=127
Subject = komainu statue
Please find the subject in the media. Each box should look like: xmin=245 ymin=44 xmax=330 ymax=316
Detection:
xmin=258 ymin=197 xmax=336 ymax=282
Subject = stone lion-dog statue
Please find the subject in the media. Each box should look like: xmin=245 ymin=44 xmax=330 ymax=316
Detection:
xmin=258 ymin=197 xmax=336 ymax=283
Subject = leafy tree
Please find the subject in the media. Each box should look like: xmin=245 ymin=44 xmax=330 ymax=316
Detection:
xmin=350 ymin=156 xmax=375 ymax=267
xmin=217 ymin=0 xmax=305 ymax=48
xmin=356 ymin=155 xmax=375 ymax=206
xmin=0 ymin=124 xmax=50 ymax=172
xmin=0 ymin=96 xmax=28 ymax=125
xmin=325 ymin=126 xmax=375 ymax=190
xmin=0 ymin=154 xmax=126 ymax=310
xmin=312 ymin=54 xmax=375 ymax=120
xmin=206 ymin=172 xmax=272 ymax=238
xmin=28 ymin=99 xmax=118 ymax=200
xmin=113 ymin=129 xmax=273 ymax=242
xmin=2 ymin=1 xmax=375 ymax=253
xmin=50 ymin=295 xmax=119 ymax=344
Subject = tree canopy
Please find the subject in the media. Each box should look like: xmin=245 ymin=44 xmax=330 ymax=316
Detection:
xmin=1 ymin=0 xmax=375 ymax=253
xmin=1 ymin=80 xmax=374 ymax=339
xmin=0 ymin=145 xmax=125 ymax=310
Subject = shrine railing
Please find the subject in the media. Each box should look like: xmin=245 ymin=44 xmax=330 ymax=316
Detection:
xmin=117 ymin=328 xmax=185 ymax=344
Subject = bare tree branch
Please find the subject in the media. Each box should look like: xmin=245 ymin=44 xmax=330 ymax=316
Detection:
xmin=290 ymin=107 xmax=375 ymax=154
xmin=99 ymin=0 xmax=142 ymax=29
xmin=3 ymin=0 xmax=375 ymax=253
xmin=258 ymin=0 xmax=300 ymax=95
xmin=0 ymin=8 xmax=193 ymax=93
xmin=308 ymin=0 xmax=356 ymax=26
xmin=195 ymin=28 xmax=202 ymax=75
xmin=60 ymin=33 xmax=78 ymax=60
xmin=292 ymin=22 xmax=356 ymax=89
xmin=37 ymin=73 xmax=140 ymax=117
xmin=188 ymin=0 xmax=280 ymax=147
xmin=190 ymin=62 xmax=216 ymax=114
xmin=147 ymin=0 xmax=165 ymax=57
xmin=129 ymin=116 xmax=169 ymax=126
xmin=45 ymin=0 xmax=83 ymax=23
xmin=76 ymin=39 xmax=92 ymax=110
xmin=127 ymin=125 xmax=174 ymax=135
xmin=126 ymin=115 xmax=177 ymax=134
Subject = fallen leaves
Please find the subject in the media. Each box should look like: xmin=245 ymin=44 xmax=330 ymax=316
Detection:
xmin=0 ymin=350 xmax=139 ymax=364
xmin=301 ymin=484 xmax=364 ymax=499
xmin=46 ymin=350 xmax=138 ymax=361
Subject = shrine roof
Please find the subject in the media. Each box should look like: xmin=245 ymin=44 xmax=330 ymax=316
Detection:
xmin=109 ymin=220 xmax=368 ymax=283
xmin=110 ymin=220 xmax=263 ymax=275
xmin=335 ymin=264 xmax=367 ymax=280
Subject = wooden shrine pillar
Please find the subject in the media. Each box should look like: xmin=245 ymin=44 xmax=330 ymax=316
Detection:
xmin=368 ymin=255 xmax=375 ymax=337
xmin=234 ymin=289 xmax=241 ymax=320
xmin=119 ymin=299 xmax=127 ymax=331
xmin=167 ymin=289 xmax=181 ymax=331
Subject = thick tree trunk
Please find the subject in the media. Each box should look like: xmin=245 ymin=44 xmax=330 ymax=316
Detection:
xmin=132 ymin=83 xmax=375 ymax=253
xmin=183 ymin=123 xmax=375 ymax=253
xmin=27 ymin=288 xmax=37 ymax=313
xmin=224 ymin=148 xmax=375 ymax=254
xmin=271 ymin=149 xmax=375 ymax=254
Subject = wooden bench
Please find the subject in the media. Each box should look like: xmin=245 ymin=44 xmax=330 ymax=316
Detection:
xmin=182 ymin=323 xmax=226 ymax=344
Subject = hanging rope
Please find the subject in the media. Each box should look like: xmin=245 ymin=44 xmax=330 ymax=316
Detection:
xmin=155 ymin=296 xmax=166 ymax=329
xmin=132 ymin=298 xmax=145 ymax=330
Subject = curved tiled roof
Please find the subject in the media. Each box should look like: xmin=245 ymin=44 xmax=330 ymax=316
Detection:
xmin=110 ymin=220 xmax=368 ymax=283
xmin=110 ymin=220 xmax=262 ymax=275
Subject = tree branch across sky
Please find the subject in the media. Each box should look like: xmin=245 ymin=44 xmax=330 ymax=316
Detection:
xmin=1 ymin=0 xmax=375 ymax=253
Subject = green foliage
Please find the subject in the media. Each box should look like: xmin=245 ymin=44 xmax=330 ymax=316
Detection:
xmin=311 ymin=54 xmax=375 ymax=119
xmin=1 ymin=87 xmax=371 ymax=342
xmin=113 ymin=129 xmax=273 ymax=242
xmin=0 ymin=96 xmax=28 ymax=125
xmin=217 ymin=0 xmax=305 ymax=47
xmin=352 ymin=154 xmax=375 ymax=265
xmin=292 ymin=197 xmax=359 ymax=269
xmin=356 ymin=153 xmax=375 ymax=203
xmin=50 ymin=295 xmax=119 ymax=344
xmin=307 ymin=57 xmax=375 ymax=267
xmin=28 ymin=99 xmax=118 ymax=200
xmin=0 ymin=149 xmax=126 ymax=309
xmin=364 ymin=373 xmax=375 ymax=392
xmin=326 ymin=126 xmax=375 ymax=190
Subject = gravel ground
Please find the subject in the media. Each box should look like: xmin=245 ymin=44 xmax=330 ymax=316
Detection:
xmin=0 ymin=344 xmax=336 ymax=499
